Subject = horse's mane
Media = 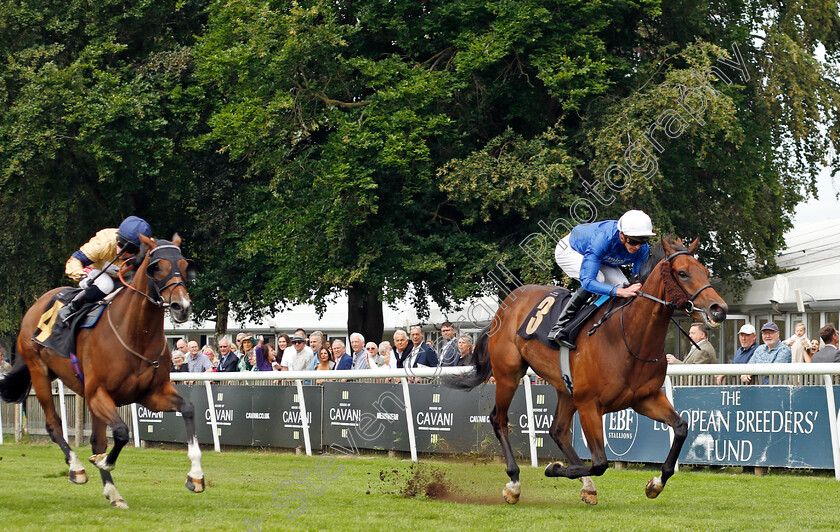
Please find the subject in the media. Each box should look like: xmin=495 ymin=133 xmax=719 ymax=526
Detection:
xmin=636 ymin=235 xmax=692 ymax=309
xmin=637 ymin=235 xmax=686 ymax=284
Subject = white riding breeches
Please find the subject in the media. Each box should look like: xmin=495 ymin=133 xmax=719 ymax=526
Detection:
xmin=554 ymin=234 xmax=628 ymax=287
xmin=84 ymin=269 xmax=116 ymax=295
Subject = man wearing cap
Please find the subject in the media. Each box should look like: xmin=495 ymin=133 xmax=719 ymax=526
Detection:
xmin=715 ymin=324 xmax=758 ymax=384
xmin=280 ymin=331 xmax=314 ymax=371
xmin=811 ymin=323 xmax=840 ymax=363
xmin=549 ymin=209 xmax=655 ymax=348
xmin=741 ymin=322 xmax=791 ymax=384
xmin=666 ymin=322 xmax=716 ymax=365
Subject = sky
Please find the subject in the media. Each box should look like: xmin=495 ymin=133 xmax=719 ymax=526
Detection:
xmin=792 ymin=166 xmax=839 ymax=226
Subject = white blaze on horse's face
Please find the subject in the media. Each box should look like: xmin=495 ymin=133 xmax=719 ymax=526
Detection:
xmin=168 ymin=265 xmax=192 ymax=324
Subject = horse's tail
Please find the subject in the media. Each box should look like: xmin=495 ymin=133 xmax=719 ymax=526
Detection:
xmin=0 ymin=355 xmax=32 ymax=403
xmin=444 ymin=326 xmax=493 ymax=390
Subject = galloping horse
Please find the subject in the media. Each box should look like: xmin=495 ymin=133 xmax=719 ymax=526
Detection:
xmin=0 ymin=234 xmax=203 ymax=509
xmin=448 ymin=236 xmax=727 ymax=505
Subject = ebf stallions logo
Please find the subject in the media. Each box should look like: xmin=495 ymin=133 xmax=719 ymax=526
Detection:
xmin=603 ymin=409 xmax=639 ymax=457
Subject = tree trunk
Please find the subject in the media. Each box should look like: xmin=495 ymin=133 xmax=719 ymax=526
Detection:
xmin=214 ymin=299 xmax=229 ymax=346
xmin=347 ymin=283 xmax=384 ymax=343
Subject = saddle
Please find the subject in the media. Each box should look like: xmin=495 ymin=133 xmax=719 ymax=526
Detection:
xmin=32 ymin=288 xmax=107 ymax=358
xmin=517 ymin=288 xmax=610 ymax=350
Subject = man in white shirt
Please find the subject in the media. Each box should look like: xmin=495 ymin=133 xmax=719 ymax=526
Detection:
xmin=280 ymin=332 xmax=314 ymax=371
xmin=350 ymin=332 xmax=369 ymax=370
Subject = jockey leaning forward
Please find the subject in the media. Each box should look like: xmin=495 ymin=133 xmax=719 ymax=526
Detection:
xmin=58 ymin=216 xmax=152 ymax=322
xmin=548 ymin=209 xmax=655 ymax=349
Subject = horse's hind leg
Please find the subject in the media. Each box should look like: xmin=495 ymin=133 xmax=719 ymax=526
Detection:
xmin=544 ymin=392 xmax=597 ymax=504
xmin=633 ymin=391 xmax=688 ymax=499
xmin=549 ymin=400 xmax=610 ymax=480
xmin=141 ymin=383 xmax=204 ymax=493
xmin=28 ymin=365 xmax=87 ymax=485
xmin=90 ymin=414 xmax=128 ymax=508
xmin=489 ymin=374 xmax=525 ymax=504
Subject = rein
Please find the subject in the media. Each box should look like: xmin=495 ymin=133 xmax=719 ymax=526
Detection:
xmin=108 ymin=240 xmax=194 ymax=379
xmin=618 ymin=248 xmax=713 ymax=363
xmin=118 ymin=263 xmax=162 ymax=306
xmin=104 ymin=301 xmax=167 ymax=379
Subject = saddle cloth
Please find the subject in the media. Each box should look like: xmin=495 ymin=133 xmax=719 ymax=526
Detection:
xmin=31 ymin=288 xmax=106 ymax=358
xmin=517 ymin=288 xmax=607 ymax=350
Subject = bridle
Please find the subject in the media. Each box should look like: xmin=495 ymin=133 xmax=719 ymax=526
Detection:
xmin=118 ymin=243 xmax=196 ymax=308
xmin=109 ymin=241 xmax=196 ymax=375
xmin=619 ymin=249 xmax=715 ymax=363
xmin=634 ymin=250 xmax=714 ymax=314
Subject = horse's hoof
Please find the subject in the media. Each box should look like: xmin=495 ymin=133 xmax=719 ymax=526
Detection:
xmin=68 ymin=469 xmax=88 ymax=485
xmin=110 ymin=499 xmax=129 ymax=509
xmin=580 ymin=489 xmax=598 ymax=505
xmin=645 ymin=477 xmax=663 ymax=499
xmin=89 ymin=453 xmax=114 ymax=471
xmin=502 ymin=481 xmax=521 ymax=504
xmin=186 ymin=475 xmax=205 ymax=493
xmin=544 ymin=462 xmax=565 ymax=477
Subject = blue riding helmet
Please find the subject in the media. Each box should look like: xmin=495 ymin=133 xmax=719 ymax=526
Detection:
xmin=117 ymin=216 xmax=152 ymax=248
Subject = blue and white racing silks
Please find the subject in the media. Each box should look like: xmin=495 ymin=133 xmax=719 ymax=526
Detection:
xmin=568 ymin=220 xmax=649 ymax=297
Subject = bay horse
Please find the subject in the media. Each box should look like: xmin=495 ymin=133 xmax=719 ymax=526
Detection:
xmin=448 ymin=236 xmax=727 ymax=505
xmin=0 ymin=234 xmax=202 ymax=509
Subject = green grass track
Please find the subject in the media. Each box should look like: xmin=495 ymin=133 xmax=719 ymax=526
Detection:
xmin=1 ymin=441 xmax=839 ymax=531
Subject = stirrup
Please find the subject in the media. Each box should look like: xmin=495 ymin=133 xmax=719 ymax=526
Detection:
xmin=550 ymin=334 xmax=576 ymax=350
xmin=59 ymin=306 xmax=78 ymax=323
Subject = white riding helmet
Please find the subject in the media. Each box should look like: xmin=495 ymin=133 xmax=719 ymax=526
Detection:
xmin=617 ymin=210 xmax=656 ymax=237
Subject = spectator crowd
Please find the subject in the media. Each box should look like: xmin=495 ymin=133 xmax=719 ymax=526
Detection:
xmin=170 ymin=317 xmax=839 ymax=385
xmin=659 ymin=319 xmax=840 ymax=385
xmin=169 ymin=321 xmax=475 ymax=379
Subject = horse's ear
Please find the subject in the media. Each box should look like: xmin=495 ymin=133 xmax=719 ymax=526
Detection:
xmin=662 ymin=237 xmax=676 ymax=256
xmin=172 ymin=233 xmax=181 ymax=248
xmin=140 ymin=234 xmax=156 ymax=249
xmin=132 ymin=244 xmax=147 ymax=268
xmin=687 ymin=238 xmax=699 ymax=254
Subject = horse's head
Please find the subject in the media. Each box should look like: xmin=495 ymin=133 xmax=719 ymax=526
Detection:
xmin=653 ymin=236 xmax=727 ymax=328
xmin=137 ymin=233 xmax=195 ymax=323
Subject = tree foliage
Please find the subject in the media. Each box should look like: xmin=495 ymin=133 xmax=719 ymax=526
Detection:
xmin=1 ymin=0 xmax=839 ymax=337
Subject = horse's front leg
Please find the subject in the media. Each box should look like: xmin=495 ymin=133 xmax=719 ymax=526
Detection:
xmin=141 ymin=382 xmax=204 ymax=492
xmin=633 ymin=391 xmax=688 ymax=499
xmin=87 ymin=389 xmax=129 ymax=508
xmin=89 ymin=415 xmax=128 ymax=508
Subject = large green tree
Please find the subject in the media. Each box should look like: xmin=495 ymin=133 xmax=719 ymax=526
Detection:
xmin=194 ymin=0 xmax=840 ymax=340
xmin=1 ymin=0 xmax=838 ymax=341
xmin=0 ymin=0 xmax=210 ymax=334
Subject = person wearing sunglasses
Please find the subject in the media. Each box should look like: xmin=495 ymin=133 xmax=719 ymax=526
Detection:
xmin=549 ymin=209 xmax=655 ymax=348
xmin=59 ymin=215 xmax=152 ymax=323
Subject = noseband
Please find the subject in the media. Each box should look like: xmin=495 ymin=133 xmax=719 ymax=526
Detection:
xmin=119 ymin=243 xmax=195 ymax=308
xmin=145 ymin=244 xmax=195 ymax=307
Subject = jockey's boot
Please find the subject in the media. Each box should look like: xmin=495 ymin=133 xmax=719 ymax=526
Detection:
xmin=548 ymin=289 xmax=591 ymax=349
xmin=58 ymin=290 xmax=89 ymax=323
